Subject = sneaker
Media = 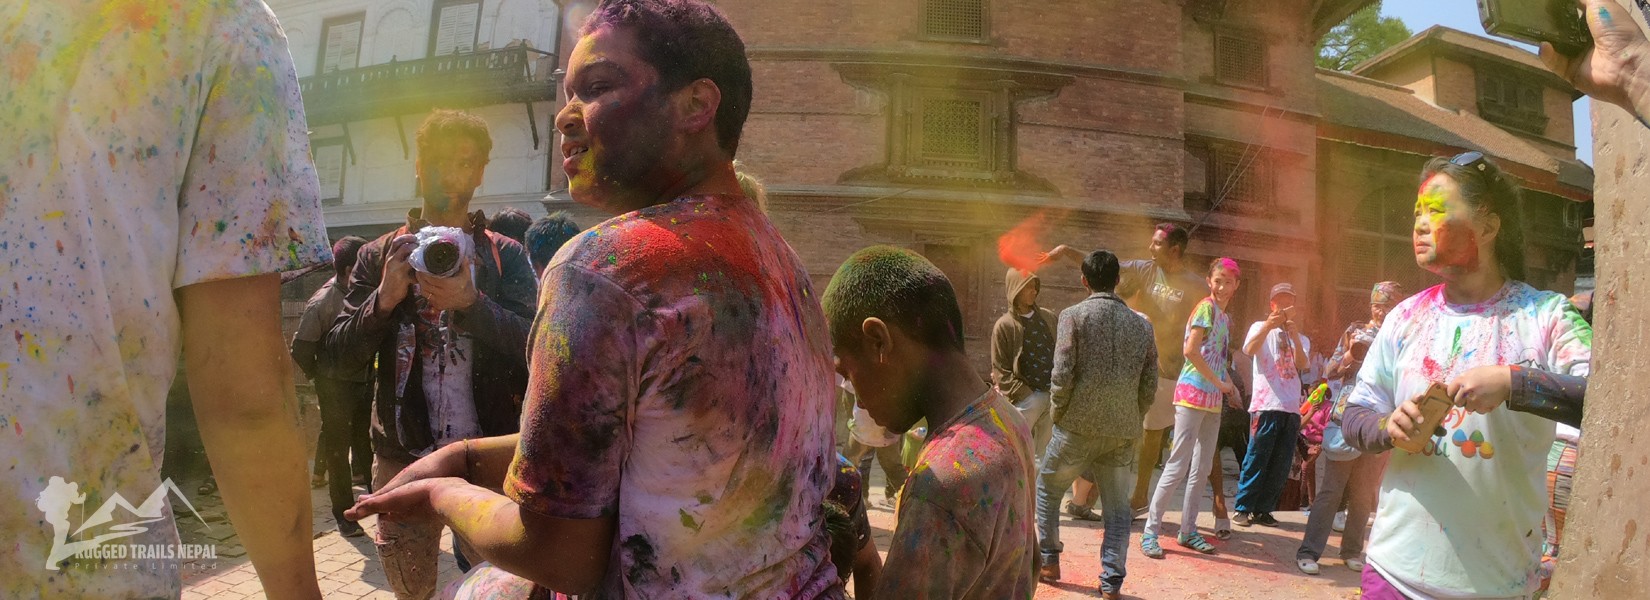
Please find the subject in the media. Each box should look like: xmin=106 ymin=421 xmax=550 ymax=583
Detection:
xmin=1345 ymin=557 xmax=1365 ymax=572
xmin=1141 ymin=533 xmax=1165 ymax=559
xmin=1100 ymin=591 xmax=1121 ymax=600
xmin=1233 ymin=512 xmax=1252 ymax=527
xmin=1297 ymin=558 xmax=1321 ymax=575
xmin=1038 ymin=561 xmax=1061 ymax=583
xmin=1333 ymin=510 xmax=1347 ymax=532
xmin=1253 ymin=513 xmax=1280 ymax=527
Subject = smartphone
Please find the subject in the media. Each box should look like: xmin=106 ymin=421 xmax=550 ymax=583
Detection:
xmin=1479 ymin=0 xmax=1593 ymax=56
xmin=1392 ymin=383 xmax=1454 ymax=454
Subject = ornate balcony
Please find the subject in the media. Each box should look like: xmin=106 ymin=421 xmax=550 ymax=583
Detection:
xmin=299 ymin=46 xmax=557 ymax=127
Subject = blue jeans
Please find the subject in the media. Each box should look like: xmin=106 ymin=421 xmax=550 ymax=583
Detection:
xmin=1234 ymin=410 xmax=1301 ymax=515
xmin=1037 ymin=425 xmax=1137 ymax=594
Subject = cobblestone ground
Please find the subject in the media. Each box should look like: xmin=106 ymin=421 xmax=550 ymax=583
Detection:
xmin=181 ymin=450 xmax=1366 ymax=599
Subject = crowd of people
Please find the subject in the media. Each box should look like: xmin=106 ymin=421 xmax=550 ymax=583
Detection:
xmin=4 ymin=0 xmax=1643 ymax=598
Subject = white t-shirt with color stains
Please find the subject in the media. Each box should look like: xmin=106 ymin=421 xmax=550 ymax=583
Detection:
xmin=1345 ymin=282 xmax=1591 ymax=599
xmin=0 ymin=1 xmax=330 ymax=596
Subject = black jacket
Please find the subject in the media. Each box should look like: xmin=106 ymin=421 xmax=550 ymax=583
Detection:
xmin=325 ymin=209 xmax=538 ymax=463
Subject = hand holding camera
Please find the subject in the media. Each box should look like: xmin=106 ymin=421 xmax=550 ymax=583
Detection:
xmin=408 ymin=227 xmax=478 ymax=312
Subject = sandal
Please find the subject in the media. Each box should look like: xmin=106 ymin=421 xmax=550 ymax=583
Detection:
xmin=1141 ymin=533 xmax=1165 ymax=559
xmin=1214 ymin=518 xmax=1233 ymax=540
xmin=1177 ymin=532 xmax=1217 ymax=554
xmin=1065 ymin=502 xmax=1103 ymax=522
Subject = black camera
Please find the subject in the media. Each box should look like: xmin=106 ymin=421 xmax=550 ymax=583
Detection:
xmin=1480 ymin=0 xmax=1593 ymax=56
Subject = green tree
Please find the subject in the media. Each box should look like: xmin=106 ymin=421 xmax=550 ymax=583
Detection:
xmin=1317 ymin=2 xmax=1413 ymax=71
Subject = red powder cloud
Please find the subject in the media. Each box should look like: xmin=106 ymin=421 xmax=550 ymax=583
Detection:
xmin=998 ymin=212 xmax=1049 ymax=274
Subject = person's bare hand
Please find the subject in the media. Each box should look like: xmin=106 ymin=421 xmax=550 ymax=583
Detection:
xmin=345 ymin=477 xmax=464 ymax=523
xmin=1541 ymin=0 xmax=1650 ymax=114
xmin=1217 ymin=379 xmax=1238 ymax=398
xmin=416 ymin=255 xmax=478 ymax=311
xmin=1385 ymin=394 xmax=1430 ymax=445
xmin=1448 ymin=365 xmax=1513 ymax=415
xmin=377 ymin=234 xmax=419 ymax=311
xmin=1265 ymin=311 xmax=1288 ymax=330
xmin=1038 ymin=244 xmax=1077 ymax=264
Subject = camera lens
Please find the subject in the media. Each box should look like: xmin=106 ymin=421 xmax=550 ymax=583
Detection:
xmin=425 ymin=240 xmax=461 ymax=277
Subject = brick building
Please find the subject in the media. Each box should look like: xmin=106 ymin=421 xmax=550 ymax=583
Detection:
xmin=1315 ymin=26 xmax=1592 ymax=341
xmin=537 ymin=0 xmax=1372 ymax=370
xmin=267 ymin=1 xmax=1590 ymax=369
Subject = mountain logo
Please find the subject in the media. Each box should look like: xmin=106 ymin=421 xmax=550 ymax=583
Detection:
xmin=34 ymin=476 xmax=209 ymax=570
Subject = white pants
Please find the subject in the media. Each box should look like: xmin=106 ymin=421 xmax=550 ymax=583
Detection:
xmin=1144 ymin=405 xmax=1222 ymax=538
xmin=1015 ymin=390 xmax=1053 ymax=463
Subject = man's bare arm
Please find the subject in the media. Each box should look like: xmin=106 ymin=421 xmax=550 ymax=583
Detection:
xmin=179 ymin=274 xmax=321 ymax=600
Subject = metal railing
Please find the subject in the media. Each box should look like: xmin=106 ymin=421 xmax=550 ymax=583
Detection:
xmin=299 ymin=46 xmax=556 ymax=126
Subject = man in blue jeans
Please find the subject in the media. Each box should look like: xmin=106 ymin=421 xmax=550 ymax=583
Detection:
xmin=1234 ymin=283 xmax=1311 ymax=526
xmin=1036 ymin=250 xmax=1158 ymax=599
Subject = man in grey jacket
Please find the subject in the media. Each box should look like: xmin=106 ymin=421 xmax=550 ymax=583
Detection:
xmin=1035 ymin=250 xmax=1158 ymax=599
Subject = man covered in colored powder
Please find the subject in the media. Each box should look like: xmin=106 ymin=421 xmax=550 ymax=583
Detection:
xmin=1044 ymin=223 xmax=1210 ymax=516
xmin=346 ymin=1 xmax=842 ymax=597
xmin=992 ymin=266 xmax=1058 ymax=464
xmin=1034 ymin=250 xmax=1157 ymax=598
xmin=292 ymin=236 xmax=375 ymax=538
xmin=823 ymin=245 xmax=1038 ymax=599
xmin=327 ymin=109 xmax=538 ymax=598
xmin=0 ymin=1 xmax=332 ymax=596
xmin=1232 ymin=283 xmax=1311 ymax=528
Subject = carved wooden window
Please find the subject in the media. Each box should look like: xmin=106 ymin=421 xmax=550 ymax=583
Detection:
xmin=1215 ymin=33 xmax=1267 ymax=88
xmin=923 ymin=0 xmax=987 ymax=42
xmin=915 ymin=94 xmax=990 ymax=171
xmin=1212 ymin=146 xmax=1272 ymax=211
xmin=1477 ymin=68 xmax=1548 ymax=135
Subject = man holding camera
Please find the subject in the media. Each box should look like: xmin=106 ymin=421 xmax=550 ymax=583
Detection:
xmin=1233 ymin=283 xmax=1312 ymax=528
xmin=326 ymin=109 xmax=538 ymax=600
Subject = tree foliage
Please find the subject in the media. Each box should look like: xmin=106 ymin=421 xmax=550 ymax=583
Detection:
xmin=1317 ymin=2 xmax=1413 ymax=71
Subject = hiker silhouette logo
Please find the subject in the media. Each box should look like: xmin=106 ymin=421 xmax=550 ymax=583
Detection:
xmin=34 ymin=476 xmax=217 ymax=570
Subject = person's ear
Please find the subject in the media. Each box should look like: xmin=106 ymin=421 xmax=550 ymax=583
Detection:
xmin=1478 ymin=211 xmax=1502 ymax=248
xmin=862 ymin=317 xmax=893 ymax=364
xmin=675 ymin=78 xmax=722 ymax=139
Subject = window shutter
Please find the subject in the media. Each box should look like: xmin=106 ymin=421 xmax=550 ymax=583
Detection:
xmin=924 ymin=0 xmax=986 ymax=40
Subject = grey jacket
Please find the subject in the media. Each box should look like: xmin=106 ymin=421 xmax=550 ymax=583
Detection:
xmin=1050 ymin=292 xmax=1158 ymax=440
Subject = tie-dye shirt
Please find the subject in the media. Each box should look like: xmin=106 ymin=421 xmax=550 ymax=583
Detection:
xmin=1174 ymin=298 xmax=1233 ymax=412
xmin=1345 ymin=282 xmax=1591 ymax=599
xmin=500 ymin=194 xmax=841 ymax=598
xmin=0 ymin=1 xmax=329 ymax=597
xmin=875 ymin=389 xmax=1037 ymax=600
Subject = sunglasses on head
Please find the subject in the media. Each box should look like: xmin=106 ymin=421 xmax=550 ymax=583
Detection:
xmin=1450 ymin=151 xmax=1489 ymax=171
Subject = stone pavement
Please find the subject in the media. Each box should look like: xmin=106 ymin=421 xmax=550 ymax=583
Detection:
xmin=181 ymin=450 xmax=1368 ymax=599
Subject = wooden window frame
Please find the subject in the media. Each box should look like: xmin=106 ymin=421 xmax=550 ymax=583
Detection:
xmin=920 ymin=0 xmax=991 ymax=44
xmin=1213 ymin=30 xmax=1269 ymax=90
xmin=316 ymin=13 xmax=366 ymax=75
xmin=428 ymin=0 xmax=484 ymax=58
xmin=312 ymin=137 xmax=349 ymax=206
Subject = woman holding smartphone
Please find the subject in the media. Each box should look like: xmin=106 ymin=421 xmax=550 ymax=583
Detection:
xmin=1340 ymin=152 xmax=1593 ymax=599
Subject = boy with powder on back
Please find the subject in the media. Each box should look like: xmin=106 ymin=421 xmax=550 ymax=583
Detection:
xmin=823 ymin=245 xmax=1038 ymax=599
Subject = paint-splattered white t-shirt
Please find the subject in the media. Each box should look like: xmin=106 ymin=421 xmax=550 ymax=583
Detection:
xmin=0 ymin=1 xmax=330 ymax=596
xmin=1345 ymin=282 xmax=1591 ymax=599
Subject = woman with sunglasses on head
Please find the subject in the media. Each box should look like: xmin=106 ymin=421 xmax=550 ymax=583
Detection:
xmin=1339 ymin=152 xmax=1593 ymax=600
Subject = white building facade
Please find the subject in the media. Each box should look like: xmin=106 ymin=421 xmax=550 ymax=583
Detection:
xmin=269 ymin=0 xmax=567 ymax=237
